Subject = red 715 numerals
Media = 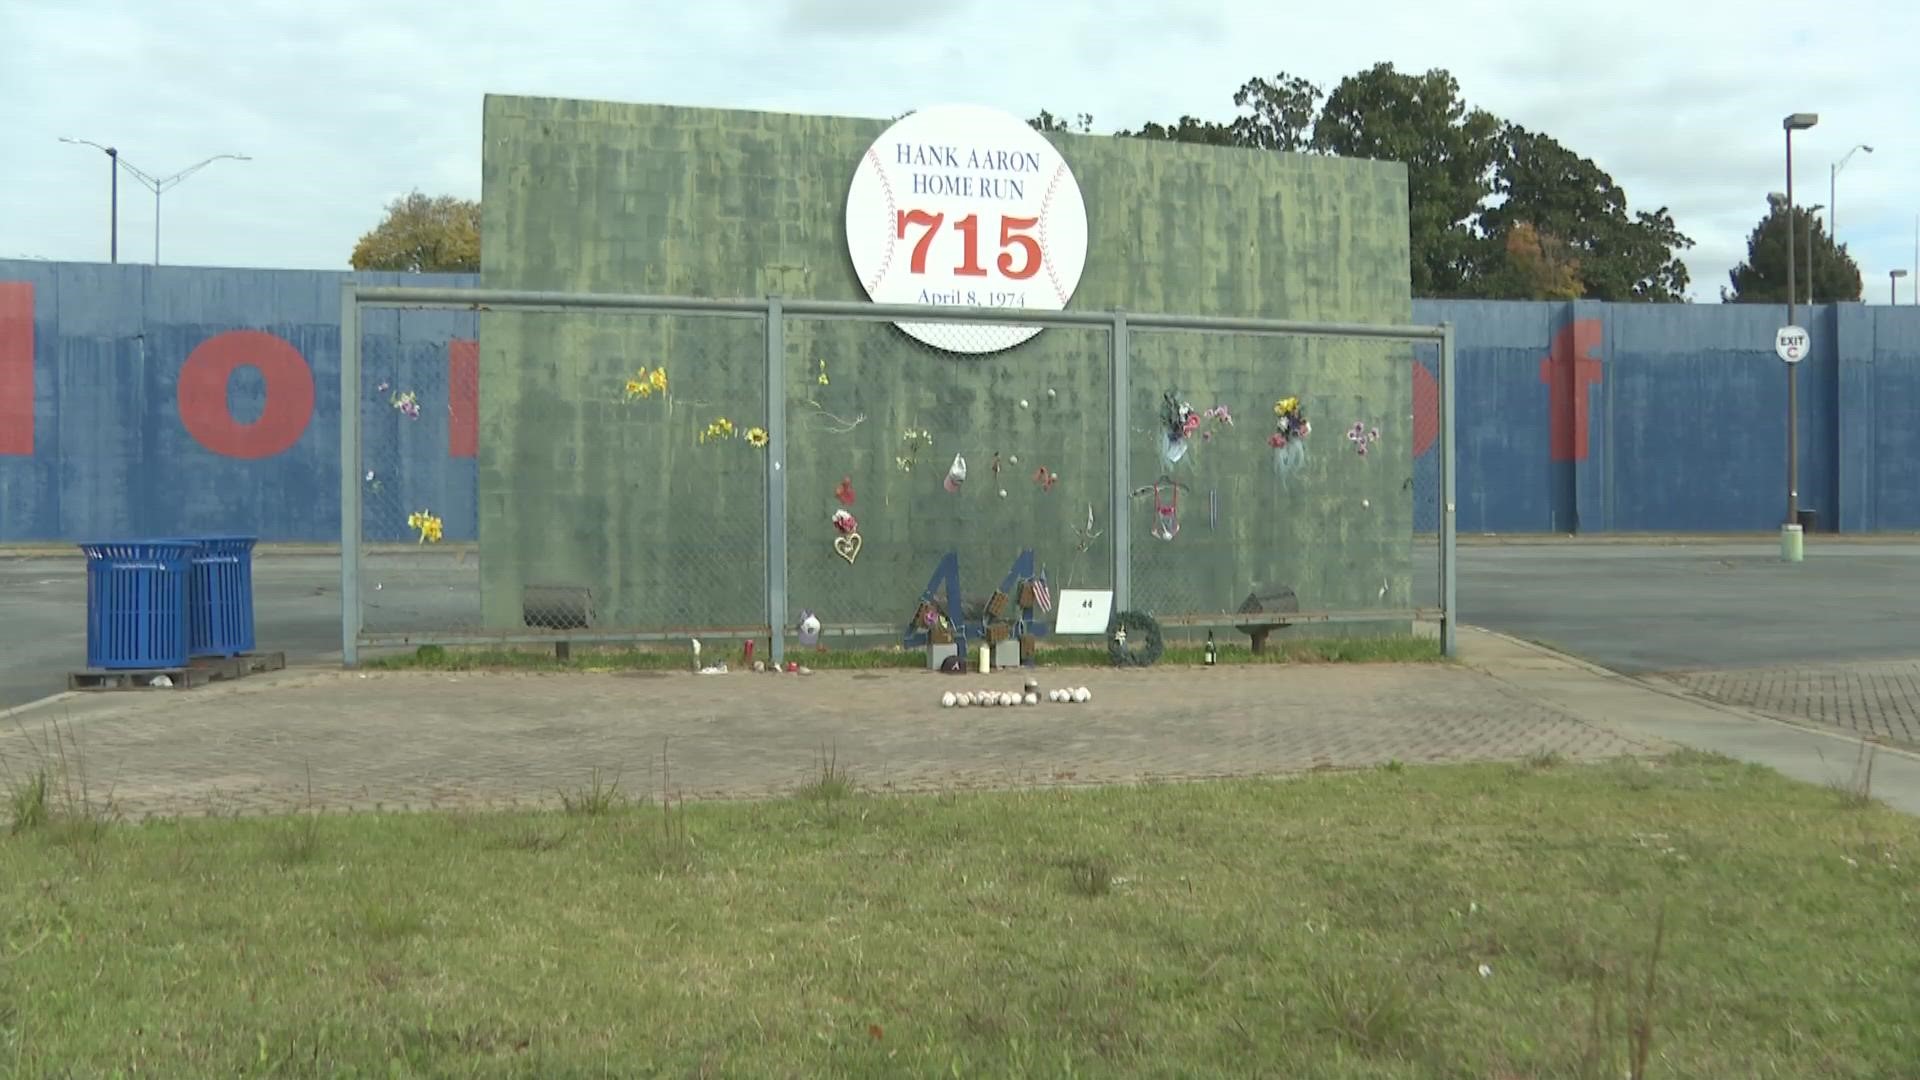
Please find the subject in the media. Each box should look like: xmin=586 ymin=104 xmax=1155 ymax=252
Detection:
xmin=895 ymin=211 xmax=1041 ymax=280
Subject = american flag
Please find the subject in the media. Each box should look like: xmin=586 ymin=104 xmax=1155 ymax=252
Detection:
xmin=1031 ymin=574 xmax=1052 ymax=614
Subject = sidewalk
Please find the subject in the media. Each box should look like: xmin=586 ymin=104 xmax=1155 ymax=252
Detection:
xmin=3 ymin=627 xmax=1913 ymax=819
xmin=0 ymin=649 xmax=1654 ymax=819
xmin=1461 ymin=628 xmax=1920 ymax=814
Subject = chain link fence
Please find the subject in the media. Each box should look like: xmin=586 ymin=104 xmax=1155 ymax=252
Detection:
xmin=342 ymin=286 xmax=1451 ymax=662
xmin=1411 ymin=338 xmax=1444 ymax=621
xmin=780 ymin=315 xmax=1112 ymax=651
xmin=354 ymin=304 xmax=480 ymax=639
xmin=348 ymin=301 xmax=767 ymax=651
xmin=1126 ymin=330 xmax=1431 ymax=644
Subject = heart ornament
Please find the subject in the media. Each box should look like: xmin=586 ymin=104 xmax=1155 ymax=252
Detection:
xmin=833 ymin=531 xmax=863 ymax=564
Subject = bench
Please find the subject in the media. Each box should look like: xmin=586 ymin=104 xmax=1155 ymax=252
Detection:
xmin=1236 ymin=586 xmax=1299 ymax=655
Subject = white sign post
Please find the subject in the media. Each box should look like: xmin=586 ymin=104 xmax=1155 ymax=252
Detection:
xmin=1775 ymin=325 xmax=1809 ymax=364
xmin=845 ymin=104 xmax=1089 ymax=354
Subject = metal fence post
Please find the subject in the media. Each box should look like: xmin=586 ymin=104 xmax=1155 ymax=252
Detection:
xmin=1110 ymin=311 xmax=1131 ymax=612
xmin=1439 ymin=321 xmax=1458 ymax=658
xmin=765 ymin=296 xmax=787 ymax=666
xmin=338 ymin=279 xmax=362 ymax=667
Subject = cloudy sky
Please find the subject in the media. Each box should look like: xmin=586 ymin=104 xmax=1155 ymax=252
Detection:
xmin=2 ymin=0 xmax=1914 ymax=303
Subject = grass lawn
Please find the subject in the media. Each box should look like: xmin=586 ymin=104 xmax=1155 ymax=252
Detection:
xmin=3 ymin=753 xmax=1915 ymax=1078
xmin=368 ymin=634 xmax=1442 ymax=673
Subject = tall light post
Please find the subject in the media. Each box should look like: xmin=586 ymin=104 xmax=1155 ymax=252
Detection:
xmin=1895 ymin=269 xmax=1910 ymax=306
xmin=1782 ymin=111 xmax=1817 ymax=563
xmin=112 ymin=152 xmax=251 ymax=265
xmin=1806 ymin=202 xmax=1824 ymax=305
xmin=57 ymin=137 xmax=120 ymax=263
xmin=1829 ymin=144 xmax=1872 ymax=245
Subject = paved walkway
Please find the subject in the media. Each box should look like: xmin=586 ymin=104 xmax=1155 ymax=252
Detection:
xmin=1462 ymin=630 xmax=1920 ymax=815
xmin=1657 ymin=659 xmax=1920 ymax=746
xmin=1 ymin=646 xmax=1656 ymax=819
xmin=8 ymin=627 xmax=1920 ymax=819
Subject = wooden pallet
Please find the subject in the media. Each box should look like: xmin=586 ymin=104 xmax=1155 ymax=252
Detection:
xmin=68 ymin=651 xmax=287 ymax=692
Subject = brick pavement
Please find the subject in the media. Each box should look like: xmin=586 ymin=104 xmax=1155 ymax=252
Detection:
xmin=0 ymin=661 xmax=1665 ymax=819
xmin=1657 ymin=658 xmax=1920 ymax=747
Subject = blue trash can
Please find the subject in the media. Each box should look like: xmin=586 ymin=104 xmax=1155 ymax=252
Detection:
xmin=182 ymin=535 xmax=258 ymax=658
xmin=80 ymin=541 xmax=197 ymax=670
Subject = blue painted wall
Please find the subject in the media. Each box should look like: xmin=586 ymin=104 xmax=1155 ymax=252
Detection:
xmin=3 ymin=258 xmax=1918 ymax=542
xmin=0 ymin=261 xmax=478 ymax=543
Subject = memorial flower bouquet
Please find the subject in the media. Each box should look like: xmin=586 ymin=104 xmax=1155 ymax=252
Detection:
xmin=1269 ymin=395 xmax=1310 ymax=476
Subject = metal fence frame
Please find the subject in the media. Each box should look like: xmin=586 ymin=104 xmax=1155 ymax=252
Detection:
xmin=339 ymin=283 xmax=1456 ymax=665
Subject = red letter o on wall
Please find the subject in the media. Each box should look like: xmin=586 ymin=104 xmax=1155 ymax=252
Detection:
xmin=177 ymin=330 xmax=314 ymax=459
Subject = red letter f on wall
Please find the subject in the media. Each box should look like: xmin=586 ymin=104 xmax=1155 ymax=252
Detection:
xmin=1539 ymin=318 xmax=1603 ymax=463
xmin=0 ymin=283 xmax=32 ymax=456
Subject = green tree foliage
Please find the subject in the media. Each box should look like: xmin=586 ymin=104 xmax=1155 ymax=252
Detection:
xmin=1724 ymin=203 xmax=1862 ymax=303
xmin=1484 ymin=126 xmax=1692 ymax=302
xmin=1310 ymin=64 xmax=1502 ymax=297
xmin=349 ymin=191 xmax=480 ymax=273
xmin=1224 ymin=75 xmax=1321 ymax=153
xmin=1030 ymin=65 xmax=1693 ymax=301
xmin=1027 ymin=110 xmax=1095 ymax=134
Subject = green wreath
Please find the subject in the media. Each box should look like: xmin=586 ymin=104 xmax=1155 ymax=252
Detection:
xmin=1107 ymin=610 xmax=1165 ymax=667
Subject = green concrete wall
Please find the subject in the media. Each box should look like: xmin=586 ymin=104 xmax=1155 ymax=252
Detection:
xmin=478 ymin=94 xmax=1412 ymax=636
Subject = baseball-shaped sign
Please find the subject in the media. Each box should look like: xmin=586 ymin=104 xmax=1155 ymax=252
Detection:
xmin=845 ymin=104 xmax=1089 ymax=354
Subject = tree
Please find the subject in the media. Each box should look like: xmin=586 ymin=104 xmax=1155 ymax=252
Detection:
xmin=1226 ymin=74 xmax=1321 ymax=152
xmin=1028 ymin=110 xmax=1095 ymax=134
xmin=1028 ymin=64 xmax=1694 ymax=301
xmin=1724 ymin=203 xmax=1862 ymax=303
xmin=1122 ymin=115 xmax=1239 ymax=146
xmin=1488 ymin=222 xmax=1584 ymax=300
xmin=349 ymin=191 xmax=480 ymax=273
xmin=1482 ymin=125 xmax=1692 ymax=301
xmin=1310 ymin=63 xmax=1502 ymax=297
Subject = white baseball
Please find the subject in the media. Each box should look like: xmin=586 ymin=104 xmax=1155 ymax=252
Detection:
xmin=1024 ymin=692 xmax=1039 ymax=706
xmin=1073 ymin=687 xmax=1091 ymax=703
xmin=941 ymin=691 xmax=956 ymax=708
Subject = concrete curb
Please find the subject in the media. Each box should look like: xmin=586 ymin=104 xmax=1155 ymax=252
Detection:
xmin=0 ymin=690 xmax=80 ymax=723
xmin=1465 ymin=626 xmax=1920 ymax=764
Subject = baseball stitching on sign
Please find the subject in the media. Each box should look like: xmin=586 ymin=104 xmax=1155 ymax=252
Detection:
xmin=863 ymin=146 xmax=897 ymax=294
xmin=1040 ymin=161 xmax=1071 ymax=307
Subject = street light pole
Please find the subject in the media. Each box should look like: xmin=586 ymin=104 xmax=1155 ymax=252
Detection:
xmin=1782 ymin=111 xmax=1818 ymax=563
xmin=1895 ymin=269 xmax=1910 ymax=306
xmin=1806 ymin=202 xmax=1824 ymax=305
xmin=111 ymin=152 xmax=251 ymax=265
xmin=57 ymin=137 xmax=121 ymax=263
xmin=1829 ymin=144 xmax=1872 ymax=248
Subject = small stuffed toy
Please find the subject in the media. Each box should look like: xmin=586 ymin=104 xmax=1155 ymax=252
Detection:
xmin=797 ymin=610 xmax=821 ymax=647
